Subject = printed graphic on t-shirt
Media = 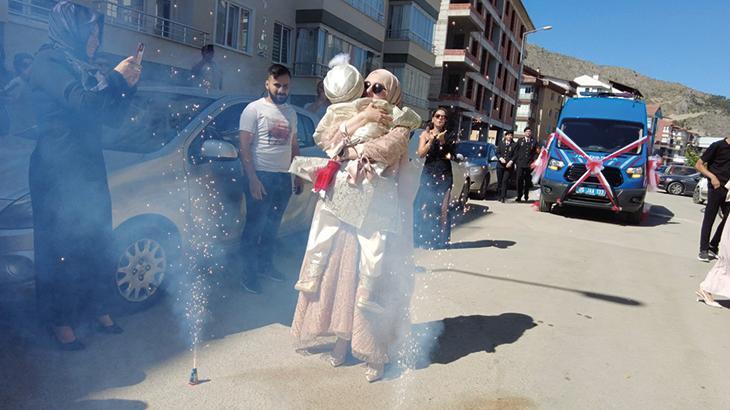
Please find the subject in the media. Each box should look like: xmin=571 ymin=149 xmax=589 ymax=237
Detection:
xmin=268 ymin=120 xmax=291 ymax=145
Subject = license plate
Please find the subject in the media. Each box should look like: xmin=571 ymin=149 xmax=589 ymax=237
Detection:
xmin=576 ymin=186 xmax=606 ymax=197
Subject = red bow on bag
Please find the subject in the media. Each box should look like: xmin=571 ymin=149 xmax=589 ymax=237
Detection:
xmin=313 ymin=160 xmax=341 ymax=193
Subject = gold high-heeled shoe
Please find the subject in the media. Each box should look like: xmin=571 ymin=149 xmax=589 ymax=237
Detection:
xmin=364 ymin=363 xmax=384 ymax=382
xmin=696 ymin=290 xmax=723 ymax=308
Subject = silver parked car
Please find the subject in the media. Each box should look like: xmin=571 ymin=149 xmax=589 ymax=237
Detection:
xmin=0 ymin=86 xmax=324 ymax=310
xmin=693 ymin=177 xmax=708 ymax=204
xmin=454 ymin=141 xmax=499 ymax=200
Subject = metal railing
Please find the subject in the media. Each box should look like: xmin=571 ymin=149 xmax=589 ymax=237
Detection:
xmin=8 ymin=0 xmax=57 ymax=22
xmin=293 ymin=62 xmax=330 ymax=78
xmin=93 ymin=1 xmax=209 ymax=48
xmin=386 ymin=29 xmax=435 ymax=54
xmin=344 ymin=0 xmax=385 ymax=24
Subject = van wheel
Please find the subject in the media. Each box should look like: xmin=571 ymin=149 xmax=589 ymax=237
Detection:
xmin=625 ymin=207 xmax=643 ymax=225
xmin=539 ymin=197 xmax=553 ymax=213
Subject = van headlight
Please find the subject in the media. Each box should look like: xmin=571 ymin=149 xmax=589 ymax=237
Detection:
xmin=0 ymin=194 xmax=33 ymax=230
xmin=626 ymin=166 xmax=644 ymax=179
xmin=548 ymin=158 xmax=565 ymax=171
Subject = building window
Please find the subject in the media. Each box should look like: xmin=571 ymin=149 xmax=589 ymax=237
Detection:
xmin=9 ymin=0 xmax=67 ymax=21
xmin=272 ymin=23 xmax=292 ymax=64
xmin=215 ymin=0 xmax=251 ymax=52
xmin=384 ymin=65 xmax=430 ymax=108
xmin=387 ymin=3 xmax=435 ymax=51
xmin=345 ymin=0 xmax=385 ymax=24
xmin=294 ymin=28 xmax=374 ymax=77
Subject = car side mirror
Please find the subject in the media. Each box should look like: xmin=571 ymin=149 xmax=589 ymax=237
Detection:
xmin=201 ymin=139 xmax=238 ymax=161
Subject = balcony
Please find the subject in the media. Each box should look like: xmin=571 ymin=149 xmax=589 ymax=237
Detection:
xmin=442 ymin=49 xmax=480 ymax=72
xmin=386 ymin=29 xmax=435 ymax=54
xmin=435 ymin=92 xmax=475 ymax=111
xmin=447 ymin=2 xmax=485 ymax=33
xmin=94 ymin=1 xmax=209 ymax=48
xmin=293 ymin=62 xmax=329 ymax=78
xmin=345 ymin=0 xmax=385 ymax=25
xmin=8 ymin=0 xmax=54 ymax=22
xmin=518 ymin=91 xmax=535 ymax=101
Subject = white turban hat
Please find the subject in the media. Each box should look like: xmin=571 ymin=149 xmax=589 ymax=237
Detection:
xmin=323 ymin=53 xmax=364 ymax=104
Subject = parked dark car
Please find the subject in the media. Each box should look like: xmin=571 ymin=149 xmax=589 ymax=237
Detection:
xmin=658 ymin=165 xmax=701 ymax=196
xmin=455 ymin=141 xmax=499 ymax=200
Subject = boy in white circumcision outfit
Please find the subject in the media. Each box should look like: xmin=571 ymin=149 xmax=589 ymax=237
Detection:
xmin=291 ymin=56 xmax=421 ymax=314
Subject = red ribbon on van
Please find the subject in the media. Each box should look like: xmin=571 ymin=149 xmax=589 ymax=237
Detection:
xmin=547 ymin=129 xmax=649 ymax=212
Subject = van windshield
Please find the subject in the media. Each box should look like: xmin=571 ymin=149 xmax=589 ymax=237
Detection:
xmin=559 ymin=118 xmax=644 ymax=154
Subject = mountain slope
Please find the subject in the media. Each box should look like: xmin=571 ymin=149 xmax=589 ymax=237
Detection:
xmin=524 ymin=44 xmax=730 ymax=137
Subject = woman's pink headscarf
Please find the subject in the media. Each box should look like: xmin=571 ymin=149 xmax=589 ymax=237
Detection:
xmin=365 ymin=69 xmax=402 ymax=106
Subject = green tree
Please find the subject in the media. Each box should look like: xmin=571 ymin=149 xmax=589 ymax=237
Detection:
xmin=685 ymin=145 xmax=700 ymax=167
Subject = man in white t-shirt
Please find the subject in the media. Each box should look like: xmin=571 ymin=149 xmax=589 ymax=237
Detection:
xmin=238 ymin=64 xmax=302 ymax=294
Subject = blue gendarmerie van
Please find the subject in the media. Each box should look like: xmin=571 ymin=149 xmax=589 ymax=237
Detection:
xmin=539 ymin=95 xmax=651 ymax=224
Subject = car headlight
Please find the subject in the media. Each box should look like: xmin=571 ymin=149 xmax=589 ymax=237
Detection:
xmin=626 ymin=166 xmax=644 ymax=179
xmin=0 ymin=194 xmax=33 ymax=230
xmin=468 ymin=166 xmax=482 ymax=174
xmin=548 ymin=158 xmax=565 ymax=171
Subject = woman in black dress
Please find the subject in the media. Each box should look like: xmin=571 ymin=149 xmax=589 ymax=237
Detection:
xmin=29 ymin=1 xmax=141 ymax=349
xmin=413 ymin=108 xmax=456 ymax=249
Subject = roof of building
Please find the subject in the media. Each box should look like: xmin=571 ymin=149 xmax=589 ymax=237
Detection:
xmin=573 ymin=75 xmax=612 ymax=88
xmin=698 ymin=136 xmax=724 ymax=148
xmin=609 ymin=80 xmax=644 ymax=99
xmin=646 ymin=104 xmax=662 ymax=117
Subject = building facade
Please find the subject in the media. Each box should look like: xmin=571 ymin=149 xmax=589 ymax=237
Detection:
xmin=1 ymin=0 xmax=436 ymax=117
xmin=654 ymin=118 xmax=700 ymax=165
xmin=515 ymin=65 xmax=573 ymax=143
xmin=429 ymin=0 xmax=534 ymax=141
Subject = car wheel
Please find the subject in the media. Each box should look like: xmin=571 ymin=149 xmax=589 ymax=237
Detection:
xmin=539 ymin=197 xmax=553 ymax=213
xmin=473 ymin=175 xmax=490 ymax=200
xmin=112 ymin=224 xmax=180 ymax=312
xmin=667 ymin=181 xmax=684 ymax=195
xmin=693 ymin=186 xmax=701 ymax=204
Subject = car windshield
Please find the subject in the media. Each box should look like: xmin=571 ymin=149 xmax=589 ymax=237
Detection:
xmin=559 ymin=118 xmax=644 ymax=154
xmin=456 ymin=142 xmax=489 ymax=159
xmin=101 ymin=92 xmax=215 ymax=153
xmin=667 ymin=166 xmax=697 ymax=176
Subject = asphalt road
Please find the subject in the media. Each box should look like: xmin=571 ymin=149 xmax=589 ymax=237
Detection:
xmin=2 ymin=190 xmax=729 ymax=409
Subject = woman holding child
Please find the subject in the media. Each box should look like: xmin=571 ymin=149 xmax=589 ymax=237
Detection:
xmin=290 ymin=59 xmax=421 ymax=382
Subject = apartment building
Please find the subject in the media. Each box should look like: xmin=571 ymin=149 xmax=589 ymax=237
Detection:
xmin=515 ymin=65 xmax=573 ymax=142
xmin=1 ymin=0 xmax=436 ymax=117
xmin=429 ymin=0 xmax=534 ymax=141
xmin=646 ymin=103 xmax=662 ymax=138
xmin=654 ymin=118 xmax=700 ymax=165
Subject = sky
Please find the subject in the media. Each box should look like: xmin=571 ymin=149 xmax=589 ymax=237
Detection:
xmin=522 ymin=0 xmax=730 ymax=98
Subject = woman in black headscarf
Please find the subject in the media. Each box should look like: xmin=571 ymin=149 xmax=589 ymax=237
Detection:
xmin=29 ymin=1 xmax=141 ymax=350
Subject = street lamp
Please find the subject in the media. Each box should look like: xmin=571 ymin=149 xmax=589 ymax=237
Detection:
xmin=520 ymin=25 xmax=552 ymax=64
xmin=512 ymin=25 xmax=552 ymax=140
